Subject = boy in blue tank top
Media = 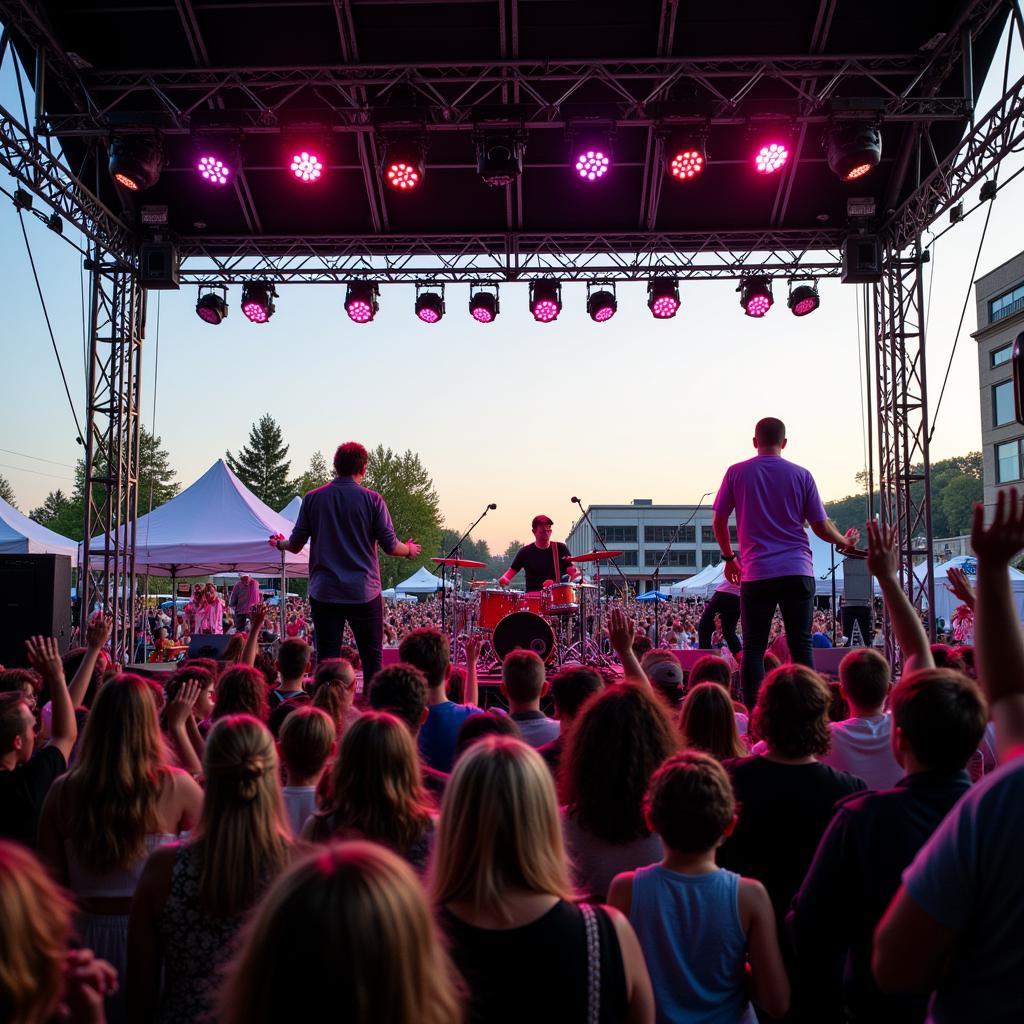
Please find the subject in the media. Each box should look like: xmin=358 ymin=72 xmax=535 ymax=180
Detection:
xmin=609 ymin=751 xmax=790 ymax=1024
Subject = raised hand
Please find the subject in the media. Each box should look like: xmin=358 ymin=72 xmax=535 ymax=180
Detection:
xmin=866 ymin=520 xmax=899 ymax=584
xmin=85 ymin=612 xmax=113 ymax=651
xmin=606 ymin=607 xmax=636 ymax=652
xmin=971 ymin=488 xmax=1024 ymax=566
xmin=945 ymin=566 xmax=977 ymax=610
xmin=464 ymin=634 xmax=482 ymax=665
xmin=166 ymin=678 xmax=201 ymax=731
xmin=249 ymin=602 xmax=269 ymax=630
xmin=25 ymin=635 xmax=64 ymax=683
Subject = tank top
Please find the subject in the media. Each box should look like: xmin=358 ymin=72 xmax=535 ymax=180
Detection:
xmin=629 ymin=864 xmax=757 ymax=1024
xmin=66 ymin=833 xmax=178 ymax=898
xmin=441 ymin=899 xmax=627 ymax=1024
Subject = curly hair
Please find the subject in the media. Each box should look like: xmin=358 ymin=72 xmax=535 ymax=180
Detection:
xmin=645 ymin=750 xmax=736 ymax=853
xmin=561 ymin=682 xmax=680 ymax=843
xmin=367 ymin=664 xmax=428 ymax=734
xmin=752 ymin=665 xmax=831 ymax=759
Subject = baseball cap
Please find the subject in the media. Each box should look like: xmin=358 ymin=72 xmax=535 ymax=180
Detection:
xmin=645 ymin=659 xmax=684 ymax=691
xmin=531 ymin=515 xmax=554 ymax=528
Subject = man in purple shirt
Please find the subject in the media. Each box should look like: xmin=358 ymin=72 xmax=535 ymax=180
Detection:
xmin=712 ymin=417 xmax=858 ymax=708
xmin=271 ymin=441 xmax=421 ymax=681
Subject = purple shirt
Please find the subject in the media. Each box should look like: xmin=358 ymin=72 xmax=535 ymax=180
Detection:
xmin=713 ymin=454 xmax=826 ymax=581
xmin=288 ymin=477 xmax=400 ymax=603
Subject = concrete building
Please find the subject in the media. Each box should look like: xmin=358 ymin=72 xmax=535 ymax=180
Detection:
xmin=565 ymin=499 xmax=736 ymax=591
xmin=974 ymin=251 xmax=1024 ymax=513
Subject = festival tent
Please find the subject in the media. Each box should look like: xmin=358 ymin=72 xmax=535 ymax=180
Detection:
xmin=920 ymin=554 xmax=1024 ymax=624
xmin=671 ymin=562 xmax=720 ymax=597
xmin=394 ymin=566 xmax=448 ymax=593
xmin=279 ymin=496 xmax=302 ymax=522
xmin=0 ymin=495 xmax=77 ymax=557
xmin=637 ymin=590 xmax=673 ymax=602
xmin=83 ymin=460 xmax=308 ymax=576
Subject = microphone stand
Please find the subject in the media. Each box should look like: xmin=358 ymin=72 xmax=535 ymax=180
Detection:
xmin=441 ymin=503 xmax=495 ymax=654
xmin=650 ymin=492 xmax=713 ymax=648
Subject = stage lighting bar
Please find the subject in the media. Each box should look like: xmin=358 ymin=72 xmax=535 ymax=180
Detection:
xmin=196 ymin=287 xmax=229 ymax=325
xmin=751 ymin=126 xmax=791 ymax=175
xmin=290 ymin=149 xmax=324 ymax=183
xmin=383 ymin=138 xmax=426 ymax=192
xmin=569 ymin=125 xmax=613 ymax=182
xmin=587 ymin=283 xmax=617 ymax=322
xmin=788 ymin=281 xmax=820 ymax=316
xmin=241 ymin=281 xmax=277 ymax=324
xmin=739 ymin=276 xmax=773 ymax=318
xmin=415 ymin=285 xmax=445 ymax=324
xmin=193 ymin=136 xmax=239 ymax=187
xmin=108 ymin=134 xmax=163 ymax=192
xmin=826 ymin=123 xmax=882 ymax=182
xmin=476 ymin=132 xmax=523 ymax=187
xmin=345 ymin=282 xmax=380 ymax=324
xmin=530 ymin=279 xmax=562 ymax=323
xmin=647 ymin=278 xmax=680 ymax=319
xmin=469 ymin=286 xmax=500 ymax=323
xmin=666 ymin=135 xmax=706 ymax=182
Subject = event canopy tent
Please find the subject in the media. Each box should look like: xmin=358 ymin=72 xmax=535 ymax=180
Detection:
xmin=0 ymin=496 xmax=77 ymax=558
xmin=84 ymin=460 xmax=308 ymax=576
xmin=671 ymin=562 xmax=721 ymax=597
xmin=919 ymin=554 xmax=1024 ymax=624
xmin=395 ymin=566 xmax=448 ymax=594
xmin=279 ymin=496 xmax=303 ymax=523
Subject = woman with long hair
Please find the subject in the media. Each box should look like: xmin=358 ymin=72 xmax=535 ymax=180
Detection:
xmin=309 ymin=657 xmax=360 ymax=737
xmin=679 ymin=682 xmax=747 ymax=761
xmin=212 ymin=665 xmax=269 ymax=723
xmin=302 ymin=711 xmax=434 ymax=871
xmin=37 ymin=675 xmax=203 ymax=1022
xmin=560 ymin=683 xmax=680 ymax=901
xmin=220 ymin=841 xmax=461 ymax=1024
xmin=433 ymin=736 xmax=653 ymax=1023
xmin=127 ymin=714 xmax=293 ymax=1024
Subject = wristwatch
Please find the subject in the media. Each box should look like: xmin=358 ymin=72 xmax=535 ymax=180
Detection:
xmin=723 ymin=553 xmax=738 ymax=562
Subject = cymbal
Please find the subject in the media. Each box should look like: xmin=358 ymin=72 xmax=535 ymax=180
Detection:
xmin=568 ymin=550 xmax=624 ymax=563
xmin=432 ymin=557 xmax=488 ymax=568
xmin=469 ymin=579 xmax=498 ymax=587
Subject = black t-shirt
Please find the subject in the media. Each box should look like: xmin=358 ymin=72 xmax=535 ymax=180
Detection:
xmin=0 ymin=745 xmax=67 ymax=847
xmin=510 ymin=542 xmax=573 ymax=592
xmin=717 ymin=755 xmax=867 ymax=923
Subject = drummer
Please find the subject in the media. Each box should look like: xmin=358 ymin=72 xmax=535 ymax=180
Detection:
xmin=496 ymin=515 xmax=581 ymax=593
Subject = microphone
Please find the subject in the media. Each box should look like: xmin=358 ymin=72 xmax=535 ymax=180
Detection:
xmin=571 ymin=496 xmax=580 ymax=504
xmin=488 ymin=503 xmax=497 ymax=509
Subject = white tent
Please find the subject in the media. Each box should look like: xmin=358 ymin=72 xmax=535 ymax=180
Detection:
xmin=83 ymin=460 xmax=308 ymax=576
xmin=671 ymin=561 xmax=721 ymax=597
xmin=0 ymin=496 xmax=78 ymax=557
xmin=922 ymin=554 xmax=1024 ymax=624
xmin=279 ymin=495 xmax=303 ymax=522
xmin=395 ymin=565 xmax=447 ymax=593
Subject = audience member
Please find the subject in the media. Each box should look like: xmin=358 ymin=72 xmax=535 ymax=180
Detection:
xmin=211 ymin=666 xmax=269 ymax=723
xmin=642 ymin=650 xmax=685 ymax=708
xmin=278 ymin=706 xmax=336 ymax=834
xmin=268 ymin=638 xmax=310 ymax=710
xmin=307 ymin=657 xmax=359 ymax=736
xmin=536 ymin=664 xmax=604 ymax=774
xmin=500 ymin=650 xmax=560 ymax=747
xmin=679 ymin=682 xmax=747 ymax=761
xmin=453 ymin=711 xmax=521 ymax=761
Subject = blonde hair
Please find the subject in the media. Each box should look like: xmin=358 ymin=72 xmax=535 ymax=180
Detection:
xmin=431 ymin=736 xmax=573 ymax=918
xmin=315 ymin=712 xmax=433 ymax=855
xmin=220 ymin=841 xmax=463 ymax=1024
xmin=64 ymin=673 xmax=170 ymax=871
xmin=194 ymin=715 xmax=293 ymax=916
xmin=0 ymin=840 xmax=75 ymax=1024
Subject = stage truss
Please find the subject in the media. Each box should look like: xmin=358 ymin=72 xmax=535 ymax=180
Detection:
xmin=0 ymin=0 xmax=1022 ymax=663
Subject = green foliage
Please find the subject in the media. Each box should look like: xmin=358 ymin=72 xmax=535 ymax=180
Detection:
xmin=137 ymin=427 xmax=181 ymax=509
xmin=290 ymin=450 xmax=331 ymax=501
xmin=30 ymin=488 xmax=74 ymax=531
xmin=363 ymin=446 xmax=443 ymax=590
xmin=226 ymin=414 xmax=293 ymax=509
xmin=0 ymin=474 xmax=16 ymax=508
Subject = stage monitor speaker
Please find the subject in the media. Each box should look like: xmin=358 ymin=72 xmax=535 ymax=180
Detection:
xmin=0 ymin=554 xmax=73 ymax=667
xmin=187 ymin=633 xmax=235 ymax=660
xmin=841 ymin=234 xmax=882 ymax=284
xmin=843 ymin=556 xmax=873 ymax=606
xmin=140 ymin=241 xmax=180 ymax=290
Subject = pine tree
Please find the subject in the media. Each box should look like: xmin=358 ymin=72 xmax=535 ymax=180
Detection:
xmin=226 ymin=414 xmax=293 ymax=509
xmin=30 ymin=489 xmax=72 ymax=527
xmin=0 ymin=474 xmax=16 ymax=508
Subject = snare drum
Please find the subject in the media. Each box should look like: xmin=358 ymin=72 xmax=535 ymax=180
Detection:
xmin=476 ymin=588 xmax=521 ymax=631
xmin=544 ymin=582 xmax=579 ymax=615
xmin=520 ymin=591 xmax=545 ymax=616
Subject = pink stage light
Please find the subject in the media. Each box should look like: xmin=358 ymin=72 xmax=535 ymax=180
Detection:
xmin=386 ymin=161 xmax=421 ymax=191
xmin=754 ymin=142 xmax=789 ymax=174
xmin=346 ymin=300 xmax=373 ymax=324
xmin=290 ymin=150 xmax=323 ymax=183
xmin=669 ymin=149 xmax=704 ymax=181
xmin=532 ymin=299 xmax=560 ymax=322
xmin=197 ymin=155 xmax=231 ymax=186
xmin=574 ymin=149 xmax=610 ymax=181
xmin=469 ymin=291 xmax=499 ymax=322
xmin=242 ymin=301 xmax=268 ymax=323
xmin=593 ymin=304 xmax=615 ymax=322
xmin=472 ymin=305 xmax=494 ymax=323
xmin=793 ymin=296 xmax=817 ymax=315
xmin=844 ymin=162 xmax=872 ymax=181
xmin=418 ymin=307 xmax=440 ymax=323
xmin=651 ymin=295 xmax=679 ymax=318
xmin=746 ymin=294 xmax=771 ymax=316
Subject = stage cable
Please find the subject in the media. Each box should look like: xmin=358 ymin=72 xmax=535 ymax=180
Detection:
xmin=855 ymin=283 xmax=868 ymax=494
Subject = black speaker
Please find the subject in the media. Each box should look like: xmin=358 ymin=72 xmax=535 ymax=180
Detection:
xmin=187 ymin=633 xmax=235 ymax=659
xmin=139 ymin=241 xmax=180 ymax=290
xmin=841 ymin=234 xmax=883 ymax=284
xmin=0 ymin=554 xmax=73 ymax=667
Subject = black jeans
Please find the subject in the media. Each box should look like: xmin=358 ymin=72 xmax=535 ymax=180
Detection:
xmin=697 ymin=591 xmax=742 ymax=654
xmin=739 ymin=575 xmax=815 ymax=710
xmin=842 ymin=605 xmax=874 ymax=647
xmin=310 ymin=596 xmax=384 ymax=685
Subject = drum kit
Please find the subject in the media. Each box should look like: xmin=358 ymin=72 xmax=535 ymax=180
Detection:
xmin=432 ymin=549 xmax=624 ymax=669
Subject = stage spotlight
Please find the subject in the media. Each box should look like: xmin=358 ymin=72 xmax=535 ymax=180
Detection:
xmin=753 ymin=140 xmax=789 ymax=175
xmin=469 ymin=288 xmax=499 ymax=323
xmin=196 ymin=154 xmax=232 ymax=186
xmin=788 ymin=282 xmax=820 ymax=317
xmin=826 ymin=123 xmax=882 ymax=182
xmin=739 ymin=276 xmax=774 ymax=318
xmin=477 ymin=134 xmax=523 ymax=187
xmin=108 ymin=135 xmax=163 ymax=191
xmin=383 ymin=140 xmax=425 ymax=191
xmin=574 ymin=147 xmax=611 ymax=182
xmin=345 ymin=282 xmax=379 ymax=324
xmin=587 ymin=286 xmax=617 ymax=323
xmin=241 ymin=281 xmax=277 ymax=324
xmin=647 ymin=278 xmax=680 ymax=319
xmin=289 ymin=149 xmax=324 ymax=183
xmin=196 ymin=290 xmax=229 ymax=325
xmin=667 ymin=137 xmax=706 ymax=182
xmin=529 ymin=280 xmax=562 ymax=323
xmin=415 ymin=289 xmax=445 ymax=324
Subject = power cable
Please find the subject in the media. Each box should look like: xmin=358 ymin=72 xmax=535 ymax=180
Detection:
xmin=0 ymin=461 xmax=74 ymax=482
xmin=0 ymin=447 xmax=74 ymax=468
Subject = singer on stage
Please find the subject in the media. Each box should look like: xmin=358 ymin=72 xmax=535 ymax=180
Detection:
xmin=497 ymin=515 xmax=581 ymax=592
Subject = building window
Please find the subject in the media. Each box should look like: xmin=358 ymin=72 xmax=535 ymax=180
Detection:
xmin=645 ymin=525 xmax=695 ymax=544
xmin=598 ymin=525 xmax=637 ymax=544
xmin=994 ymin=380 xmax=1016 ymax=427
xmin=645 ymin=549 xmax=695 ymax=567
xmin=701 ymin=525 xmax=737 ymax=544
xmin=702 ymin=549 xmax=721 ymax=567
xmin=996 ymin=439 xmax=1021 ymax=483
xmin=992 ymin=343 xmax=1013 ymax=367
xmin=730 ymin=526 xmax=738 ymax=544
xmin=613 ymin=550 xmax=638 ymax=566
xmin=990 ymin=284 xmax=1024 ymax=324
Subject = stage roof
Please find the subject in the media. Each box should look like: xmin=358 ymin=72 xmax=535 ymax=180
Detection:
xmin=4 ymin=0 xmax=1009 ymax=258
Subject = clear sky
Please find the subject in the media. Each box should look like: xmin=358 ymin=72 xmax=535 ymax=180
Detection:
xmin=1 ymin=25 xmax=1022 ymax=553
